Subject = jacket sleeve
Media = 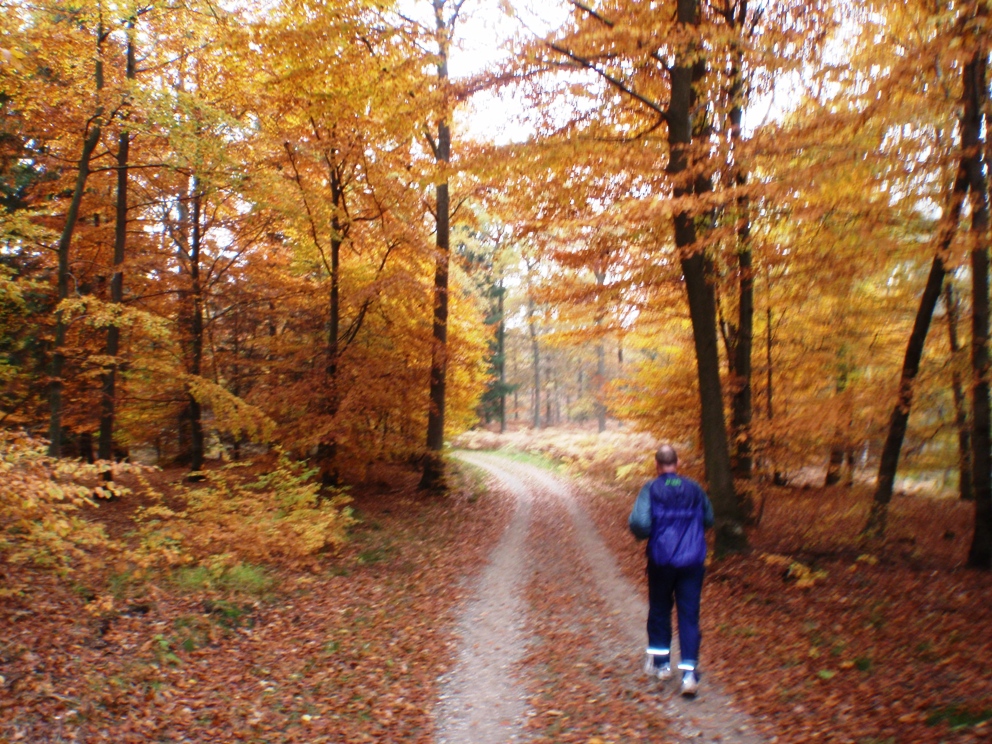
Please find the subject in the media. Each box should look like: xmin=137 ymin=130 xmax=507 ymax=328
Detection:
xmin=628 ymin=482 xmax=653 ymax=540
xmin=702 ymin=489 xmax=715 ymax=529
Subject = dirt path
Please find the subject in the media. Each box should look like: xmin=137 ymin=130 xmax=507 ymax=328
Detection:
xmin=438 ymin=451 xmax=763 ymax=743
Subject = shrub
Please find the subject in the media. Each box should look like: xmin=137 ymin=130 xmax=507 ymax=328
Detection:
xmin=132 ymin=452 xmax=354 ymax=570
xmin=0 ymin=432 xmax=123 ymax=578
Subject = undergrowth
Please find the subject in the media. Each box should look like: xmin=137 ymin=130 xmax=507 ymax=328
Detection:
xmin=0 ymin=435 xmax=353 ymax=595
xmin=454 ymin=428 xmax=658 ymax=489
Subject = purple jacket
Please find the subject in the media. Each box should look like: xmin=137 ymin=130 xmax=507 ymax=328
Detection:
xmin=629 ymin=473 xmax=714 ymax=567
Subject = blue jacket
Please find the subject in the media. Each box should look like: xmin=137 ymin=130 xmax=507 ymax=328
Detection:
xmin=628 ymin=473 xmax=714 ymax=567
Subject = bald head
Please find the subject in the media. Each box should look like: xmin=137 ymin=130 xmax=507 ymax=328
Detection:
xmin=655 ymin=445 xmax=678 ymax=473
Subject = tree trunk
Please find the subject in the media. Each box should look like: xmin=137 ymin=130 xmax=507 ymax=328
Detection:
xmin=187 ymin=186 xmax=205 ymax=475
xmin=596 ymin=340 xmax=607 ymax=433
xmin=49 ymin=29 xmax=105 ymax=458
xmin=727 ymin=0 xmax=753 ymax=480
xmin=668 ymin=0 xmax=746 ymax=552
xmin=825 ymin=360 xmax=850 ymax=487
xmin=318 ymin=162 xmax=343 ymax=485
xmin=497 ymin=283 xmax=506 ymax=434
xmin=546 ymin=362 xmax=554 ymax=426
xmin=529 ymin=297 xmax=541 ymax=429
xmin=866 ymin=47 xmax=975 ymax=537
xmin=945 ymin=281 xmax=973 ymax=501
xmin=99 ymin=30 xmax=135 ymax=466
xmin=593 ymin=270 xmax=608 ymax=433
xmin=732 ymin=241 xmax=753 ymax=478
xmin=865 ymin=254 xmax=955 ymax=535
xmin=965 ymin=40 xmax=992 ymax=569
xmin=421 ymin=0 xmax=453 ymax=489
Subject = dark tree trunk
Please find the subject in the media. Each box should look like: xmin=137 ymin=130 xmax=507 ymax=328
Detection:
xmin=187 ymin=187 xmax=205 ymax=475
xmin=668 ymin=0 xmax=746 ymax=552
xmin=731 ymin=241 xmax=753 ymax=478
xmin=529 ymin=297 xmax=541 ymax=429
xmin=825 ymin=448 xmax=845 ymax=487
xmin=596 ymin=340 xmax=607 ymax=433
xmin=49 ymin=29 xmax=105 ymax=458
xmin=766 ymin=302 xmax=786 ymax=485
xmin=497 ymin=284 xmax=506 ymax=434
xmin=421 ymin=2 xmax=453 ymax=489
xmin=318 ymin=163 xmax=343 ymax=485
xmin=825 ymin=361 xmax=851 ymax=487
xmin=945 ymin=282 xmax=973 ymax=501
xmin=99 ymin=30 xmax=135 ymax=466
xmin=727 ymin=0 xmax=753 ymax=480
xmin=966 ymin=40 xmax=992 ymax=569
xmin=866 ymin=46 xmax=976 ymax=537
xmin=595 ymin=270 xmax=607 ymax=433
xmin=865 ymin=254 xmax=954 ymax=534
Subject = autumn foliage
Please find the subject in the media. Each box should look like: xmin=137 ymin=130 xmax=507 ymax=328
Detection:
xmin=2 ymin=0 xmax=992 ymax=739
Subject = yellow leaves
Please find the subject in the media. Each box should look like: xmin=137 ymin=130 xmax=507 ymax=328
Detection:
xmin=0 ymin=433 xmax=134 ymax=574
xmin=0 ymin=46 xmax=26 ymax=74
xmin=761 ymin=552 xmax=792 ymax=567
xmin=761 ymin=553 xmax=829 ymax=588
xmin=131 ymin=453 xmax=354 ymax=570
xmin=186 ymin=375 xmax=276 ymax=443
xmin=58 ymin=297 xmax=172 ymax=341
xmin=84 ymin=594 xmax=116 ymax=617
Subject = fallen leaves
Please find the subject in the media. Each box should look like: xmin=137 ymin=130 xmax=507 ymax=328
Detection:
xmin=0 ymin=462 xmax=514 ymax=743
xmin=580 ymin=475 xmax=992 ymax=744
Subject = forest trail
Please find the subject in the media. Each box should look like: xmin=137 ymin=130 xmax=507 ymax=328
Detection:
xmin=438 ymin=451 xmax=763 ymax=744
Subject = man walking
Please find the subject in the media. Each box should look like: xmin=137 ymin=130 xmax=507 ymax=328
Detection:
xmin=628 ymin=444 xmax=714 ymax=696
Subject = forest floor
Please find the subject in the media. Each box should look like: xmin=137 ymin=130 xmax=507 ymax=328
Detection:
xmin=2 ymin=444 xmax=992 ymax=743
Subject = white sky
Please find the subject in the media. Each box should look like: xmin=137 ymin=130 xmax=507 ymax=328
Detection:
xmin=445 ymin=0 xmax=792 ymax=143
xmin=449 ymin=0 xmax=570 ymax=144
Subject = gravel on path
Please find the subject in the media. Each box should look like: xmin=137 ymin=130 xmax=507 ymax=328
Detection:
xmin=433 ymin=457 xmax=534 ymax=743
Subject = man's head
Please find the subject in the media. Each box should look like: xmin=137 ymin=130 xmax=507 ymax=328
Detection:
xmin=655 ymin=444 xmax=678 ymax=474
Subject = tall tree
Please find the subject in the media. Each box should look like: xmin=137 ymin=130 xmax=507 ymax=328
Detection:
xmin=420 ymin=0 xmax=465 ymax=489
xmin=49 ymin=12 xmax=108 ymax=457
xmin=98 ymin=17 xmax=137 ymax=465
xmin=866 ymin=10 xmax=984 ymax=539
xmin=964 ymin=12 xmax=991 ymax=569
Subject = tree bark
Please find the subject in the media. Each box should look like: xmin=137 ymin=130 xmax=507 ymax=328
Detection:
xmin=421 ymin=0 xmax=453 ymax=489
xmin=825 ymin=359 xmax=851 ymax=487
xmin=529 ymin=296 xmax=541 ymax=429
xmin=866 ymin=50 xmax=974 ymax=537
xmin=944 ymin=281 xmax=973 ymax=501
xmin=49 ymin=27 xmax=105 ymax=458
xmin=668 ymin=0 xmax=746 ymax=552
xmin=731 ymin=240 xmax=753 ymax=478
xmin=965 ymin=42 xmax=992 ymax=569
xmin=497 ymin=282 xmax=506 ymax=434
xmin=99 ymin=28 xmax=135 ymax=465
xmin=317 ymin=160 xmax=343 ymax=485
xmin=727 ymin=0 xmax=753 ymax=480
xmin=187 ymin=186 xmax=205 ymax=475
xmin=864 ymin=237 xmax=959 ymax=535
xmin=594 ymin=270 xmax=607 ymax=433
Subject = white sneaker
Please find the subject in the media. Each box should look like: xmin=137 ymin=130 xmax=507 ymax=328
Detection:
xmin=643 ymin=656 xmax=672 ymax=680
xmin=680 ymin=670 xmax=699 ymax=697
